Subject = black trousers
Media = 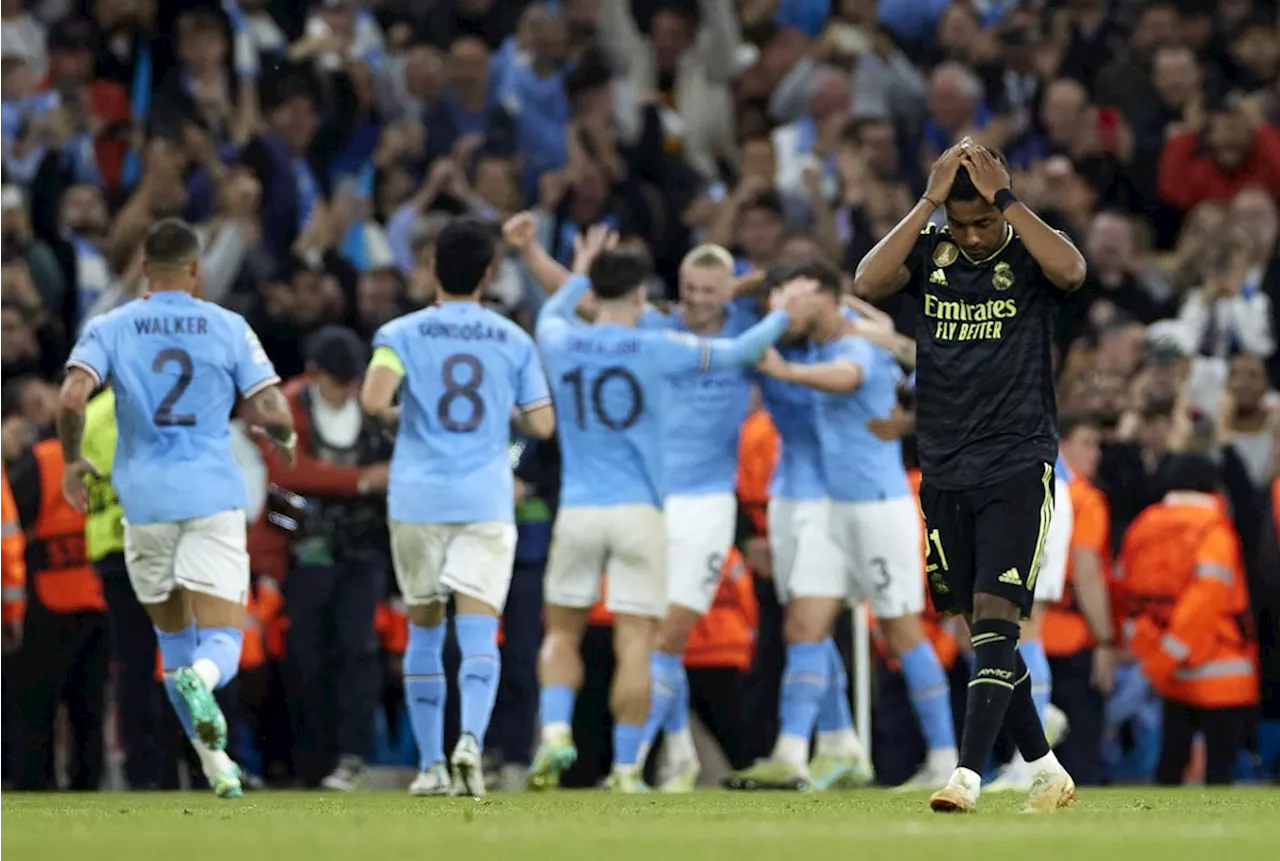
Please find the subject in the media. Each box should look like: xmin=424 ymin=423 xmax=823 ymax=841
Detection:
xmin=285 ymin=558 xmax=385 ymax=783
xmin=12 ymin=605 xmax=108 ymax=790
xmin=488 ymin=560 xmax=545 ymax=766
xmin=687 ymin=666 xmax=751 ymax=771
xmin=1048 ymin=649 xmax=1105 ymax=786
xmin=98 ymin=552 xmax=172 ymax=789
xmin=562 ymin=625 xmax=616 ymax=788
xmin=1156 ymin=699 xmax=1251 ymax=785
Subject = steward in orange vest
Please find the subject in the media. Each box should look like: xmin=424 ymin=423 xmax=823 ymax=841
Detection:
xmin=2 ymin=464 xmax=25 ymax=651
xmin=1117 ymin=454 xmax=1258 ymax=785
xmin=6 ymin=438 xmax=108 ymax=790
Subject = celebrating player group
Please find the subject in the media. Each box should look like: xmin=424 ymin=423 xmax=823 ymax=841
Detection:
xmin=57 ymin=137 xmax=1085 ymax=814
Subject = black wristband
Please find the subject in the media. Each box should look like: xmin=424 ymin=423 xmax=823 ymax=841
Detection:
xmin=993 ymin=188 xmax=1017 ymax=212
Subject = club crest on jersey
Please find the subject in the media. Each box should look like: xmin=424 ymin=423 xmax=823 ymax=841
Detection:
xmin=932 ymin=241 xmax=958 ymax=268
xmin=929 ymin=269 xmax=948 ymax=286
xmin=992 ymin=261 xmax=1015 ymax=291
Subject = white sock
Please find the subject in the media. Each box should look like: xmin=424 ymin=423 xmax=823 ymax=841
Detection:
xmin=954 ymin=766 xmax=983 ymax=796
xmin=772 ymin=734 xmax=810 ymax=769
xmin=816 ymin=729 xmax=862 ymax=759
xmin=192 ymin=738 xmax=233 ymax=779
xmin=542 ymin=721 xmax=571 ymax=743
xmin=192 ymin=657 xmax=222 ymax=691
xmin=664 ymin=727 xmax=697 ymax=764
xmin=1027 ymin=749 xmax=1064 ymax=774
xmin=927 ymin=746 xmax=958 ymax=772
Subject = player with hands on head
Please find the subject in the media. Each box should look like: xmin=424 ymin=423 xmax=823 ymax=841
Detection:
xmin=853 ymin=139 xmax=1086 ymax=814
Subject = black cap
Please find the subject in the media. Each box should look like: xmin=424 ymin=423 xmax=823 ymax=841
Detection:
xmin=47 ymin=17 xmax=96 ymax=52
xmin=306 ymin=325 xmax=368 ymax=383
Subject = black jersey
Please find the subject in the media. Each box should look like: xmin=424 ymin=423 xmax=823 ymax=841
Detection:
xmin=904 ymin=223 xmax=1064 ymax=490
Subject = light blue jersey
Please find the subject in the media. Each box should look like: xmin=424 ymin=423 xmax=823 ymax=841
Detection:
xmin=1055 ymin=453 xmax=1073 ymax=484
xmin=813 ymin=335 xmax=909 ymax=503
xmin=756 ymin=342 xmax=825 ymax=501
xmin=66 ymin=291 xmax=280 ymax=525
xmin=641 ymin=300 xmax=758 ymax=496
xmin=373 ymin=302 xmax=550 ymax=524
xmin=536 ymin=276 xmax=790 ymax=508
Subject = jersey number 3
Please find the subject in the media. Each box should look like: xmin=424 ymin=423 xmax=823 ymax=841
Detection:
xmin=152 ymin=348 xmax=196 ymax=427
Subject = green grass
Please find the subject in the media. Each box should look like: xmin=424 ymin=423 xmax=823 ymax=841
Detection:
xmin=5 ymin=789 xmax=1279 ymax=861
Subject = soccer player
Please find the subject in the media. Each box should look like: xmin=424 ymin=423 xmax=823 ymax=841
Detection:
xmin=517 ymin=216 xmax=809 ymax=792
xmin=854 ymin=140 xmax=1086 ymax=813
xmin=57 ymin=219 xmax=296 ymax=799
xmin=636 ymin=243 xmax=760 ymax=791
xmin=734 ymin=258 xmax=956 ymax=790
xmin=360 ymin=219 xmax=555 ymax=798
xmin=986 ymin=452 xmax=1074 ymax=791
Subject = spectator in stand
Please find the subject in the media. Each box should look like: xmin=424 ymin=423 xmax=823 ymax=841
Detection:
xmin=1178 ymin=222 xmax=1275 ymax=362
xmin=1159 ymin=91 xmax=1280 ymax=212
xmin=1093 ymin=0 xmax=1181 ymax=125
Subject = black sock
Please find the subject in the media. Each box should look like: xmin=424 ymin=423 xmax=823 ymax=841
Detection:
xmin=958 ymin=618 xmax=1021 ymax=773
xmin=1004 ymin=652 xmax=1051 ymax=763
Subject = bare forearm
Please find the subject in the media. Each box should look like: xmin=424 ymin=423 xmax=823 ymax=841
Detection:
xmin=1003 ymin=203 xmax=1086 ymax=291
xmin=812 ymin=195 xmax=842 ymax=262
xmin=1071 ymin=549 xmax=1114 ymax=642
xmin=522 ymin=242 xmax=573 ymax=294
xmin=853 ymin=200 xmax=933 ymax=300
xmin=250 ymin=387 xmax=296 ymax=443
xmin=56 ymin=371 xmax=96 ymax=463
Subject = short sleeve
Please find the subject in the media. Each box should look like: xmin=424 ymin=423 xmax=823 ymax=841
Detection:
xmin=67 ymin=316 xmax=112 ymax=386
xmin=233 ymin=316 xmax=280 ymax=398
xmin=368 ymin=345 xmax=405 ymax=377
xmin=1071 ymin=487 xmax=1109 ymax=556
xmin=516 ymin=336 xmax=551 ymax=411
xmin=901 ymin=224 xmax=938 ymax=297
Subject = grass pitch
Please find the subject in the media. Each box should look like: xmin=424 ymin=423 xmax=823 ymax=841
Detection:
xmin=5 ymin=788 xmax=1278 ymax=861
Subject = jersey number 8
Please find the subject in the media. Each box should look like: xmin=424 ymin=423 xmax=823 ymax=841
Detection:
xmin=561 ymin=366 xmax=643 ymax=431
xmin=438 ymin=353 xmax=485 ymax=433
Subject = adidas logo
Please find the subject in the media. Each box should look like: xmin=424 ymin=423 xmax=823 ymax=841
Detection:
xmin=930 ymin=269 xmax=948 ymax=286
xmin=998 ymin=568 xmax=1023 ymax=586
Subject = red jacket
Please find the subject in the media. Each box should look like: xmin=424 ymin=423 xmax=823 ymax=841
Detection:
xmin=246 ymin=375 xmax=366 ymax=580
xmin=1158 ymin=124 xmax=1280 ymax=212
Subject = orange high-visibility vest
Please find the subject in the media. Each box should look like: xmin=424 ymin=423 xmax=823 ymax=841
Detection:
xmin=737 ymin=409 xmax=778 ymax=536
xmin=685 ymin=547 xmax=758 ymax=671
xmin=907 ymin=469 xmax=957 ymax=670
xmin=1 ymin=464 xmax=26 ymax=623
xmin=1119 ymin=493 xmax=1258 ymax=709
xmin=26 ymin=440 xmax=104 ymax=614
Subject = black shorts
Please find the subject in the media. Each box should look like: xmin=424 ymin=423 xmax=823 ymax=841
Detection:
xmin=920 ymin=462 xmax=1056 ymax=619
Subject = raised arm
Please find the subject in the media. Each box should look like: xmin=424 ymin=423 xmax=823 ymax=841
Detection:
xmin=962 ymin=147 xmax=1087 ymax=291
xmin=504 ymin=211 xmax=573 ymax=294
xmin=853 ymin=146 xmax=964 ymax=300
xmin=757 ymin=347 xmax=865 ymax=394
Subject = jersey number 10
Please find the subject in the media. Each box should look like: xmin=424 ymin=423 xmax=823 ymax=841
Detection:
xmin=561 ymin=366 xmax=643 ymax=431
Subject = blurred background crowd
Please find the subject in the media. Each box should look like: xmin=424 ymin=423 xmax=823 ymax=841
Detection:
xmin=2 ymin=0 xmax=1279 ymax=792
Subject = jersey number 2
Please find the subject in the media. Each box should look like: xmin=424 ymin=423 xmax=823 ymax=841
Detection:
xmin=152 ymin=348 xmax=196 ymax=427
xmin=438 ymin=354 xmax=484 ymax=433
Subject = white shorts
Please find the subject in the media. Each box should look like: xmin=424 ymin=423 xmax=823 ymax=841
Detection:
xmin=767 ymin=497 xmax=845 ymax=604
xmin=829 ymin=496 xmax=926 ymax=619
xmin=124 ymin=509 xmax=250 ymax=605
xmin=664 ymin=492 xmax=737 ymax=615
xmin=1033 ymin=478 xmax=1073 ymax=603
xmin=389 ymin=520 xmax=518 ymax=612
xmin=544 ymin=504 xmax=666 ymax=618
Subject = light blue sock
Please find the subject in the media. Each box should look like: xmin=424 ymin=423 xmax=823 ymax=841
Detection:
xmin=613 ymin=723 xmax=643 ymax=768
xmin=900 ymin=641 xmax=956 ymax=751
xmin=1019 ymin=639 xmax=1052 ymax=721
xmin=662 ymin=663 xmax=690 ymax=733
xmin=816 ymin=637 xmax=854 ymax=733
xmin=157 ymin=625 xmax=197 ymax=739
xmin=641 ymin=651 xmax=684 ymax=748
xmin=404 ymin=623 xmax=446 ymax=769
xmin=194 ymin=626 xmax=243 ymax=690
xmin=779 ymin=642 xmax=829 ymax=740
xmin=539 ymin=684 xmax=576 ymax=729
xmin=455 ymin=614 xmax=501 ymax=743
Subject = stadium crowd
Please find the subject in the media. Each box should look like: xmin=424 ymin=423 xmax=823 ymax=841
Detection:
xmin=2 ymin=0 xmax=1279 ymax=792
